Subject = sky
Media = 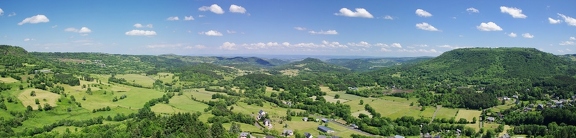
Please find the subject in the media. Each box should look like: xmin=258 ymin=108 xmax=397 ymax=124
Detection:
xmin=1 ymin=0 xmax=575 ymax=57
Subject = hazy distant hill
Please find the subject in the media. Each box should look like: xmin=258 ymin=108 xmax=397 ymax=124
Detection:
xmin=326 ymin=57 xmax=431 ymax=71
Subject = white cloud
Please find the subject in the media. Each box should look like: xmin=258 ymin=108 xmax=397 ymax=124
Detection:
xmin=476 ymin=22 xmax=503 ymax=31
xmin=199 ymin=4 xmax=225 ymax=14
xmin=548 ymin=17 xmax=562 ymax=24
xmin=199 ymin=15 xmax=205 ymax=18
xmin=0 ymin=8 xmax=3 ymax=16
xmin=383 ymin=15 xmax=394 ymax=20
xmin=147 ymin=43 xmax=185 ymax=49
xmin=347 ymin=41 xmax=371 ymax=47
xmin=375 ymin=43 xmax=388 ymax=47
xmin=219 ymin=42 xmax=237 ymax=50
xmin=500 ymin=6 xmax=527 ymax=18
xmin=125 ymin=30 xmax=157 ymax=36
xmin=294 ymin=27 xmax=306 ymax=31
xmin=558 ymin=13 xmax=576 ymax=26
xmin=438 ymin=45 xmax=467 ymax=49
xmin=78 ymin=27 xmax=92 ymax=33
xmin=308 ymin=30 xmax=338 ymax=35
xmin=8 ymin=12 xmax=16 ymax=17
xmin=415 ymin=9 xmax=432 ymax=17
xmin=334 ymin=8 xmax=374 ymax=18
xmin=64 ymin=27 xmax=91 ymax=34
xmin=522 ymin=33 xmax=534 ymax=38
xmin=391 ymin=43 xmax=402 ymax=48
xmin=416 ymin=22 xmax=440 ymax=31
xmin=134 ymin=23 xmax=143 ymax=28
xmin=466 ymin=7 xmax=479 ymax=13
xmin=282 ymin=42 xmax=290 ymax=46
xmin=570 ymin=37 xmax=576 ymax=40
xmin=381 ymin=48 xmax=391 ymax=52
xmin=508 ymin=32 xmax=517 ymax=37
xmin=24 ymin=38 xmax=34 ymax=41
xmin=202 ymin=30 xmax=223 ymax=36
xmin=18 ymin=15 xmax=49 ymax=25
xmin=167 ymin=16 xmax=179 ymax=21
xmin=65 ymin=27 xmax=78 ymax=32
xmin=229 ymin=4 xmax=246 ymax=14
xmin=184 ymin=16 xmax=194 ymax=20
xmin=559 ymin=41 xmax=575 ymax=46
xmin=51 ymin=25 xmax=57 ymax=28
xmin=146 ymin=24 xmax=153 ymax=28
xmin=399 ymin=48 xmax=438 ymax=53
xmin=226 ymin=30 xmax=236 ymax=34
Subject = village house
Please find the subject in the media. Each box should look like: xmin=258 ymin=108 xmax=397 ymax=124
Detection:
xmin=486 ymin=117 xmax=496 ymax=122
xmin=391 ymin=135 xmax=405 ymax=138
xmin=537 ymin=104 xmax=545 ymax=110
xmin=302 ymin=117 xmax=308 ymax=122
xmin=423 ymin=133 xmax=433 ymax=138
xmin=318 ymin=126 xmax=334 ymax=133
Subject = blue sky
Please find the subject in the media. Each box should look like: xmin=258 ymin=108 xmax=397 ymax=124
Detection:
xmin=1 ymin=0 xmax=575 ymax=57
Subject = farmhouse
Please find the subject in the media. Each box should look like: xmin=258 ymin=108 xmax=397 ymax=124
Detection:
xmin=391 ymin=135 xmax=405 ymax=138
xmin=486 ymin=117 xmax=495 ymax=122
xmin=317 ymin=126 xmax=334 ymax=133
xmin=537 ymin=104 xmax=545 ymax=110
xmin=282 ymin=130 xmax=294 ymax=136
xmin=304 ymin=132 xmax=313 ymax=138
xmin=321 ymin=118 xmax=329 ymax=123
xmin=302 ymin=117 xmax=308 ymax=122
xmin=264 ymin=119 xmax=272 ymax=128
xmin=257 ymin=109 xmax=266 ymax=120
xmin=239 ymin=132 xmax=253 ymax=138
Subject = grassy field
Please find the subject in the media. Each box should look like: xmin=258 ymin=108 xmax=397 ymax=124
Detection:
xmin=320 ymin=86 xmax=363 ymax=101
xmin=346 ymin=96 xmax=431 ymax=119
xmin=186 ymin=88 xmax=225 ymax=102
xmin=17 ymin=89 xmax=60 ymax=110
xmin=434 ymin=107 xmax=459 ymax=119
xmin=151 ymin=93 xmax=210 ymax=114
xmin=154 ymin=72 xmax=177 ymax=83
xmin=492 ymin=100 xmax=516 ymax=112
xmin=455 ymin=109 xmax=482 ymax=122
xmin=67 ymin=84 xmax=164 ymax=110
xmin=0 ymin=77 xmax=19 ymax=83
xmin=273 ymin=117 xmax=371 ymax=137
xmin=115 ymin=74 xmax=155 ymax=88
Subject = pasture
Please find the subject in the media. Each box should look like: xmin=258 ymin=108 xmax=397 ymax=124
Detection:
xmin=115 ymin=74 xmax=155 ymax=88
xmin=320 ymin=86 xmax=363 ymax=101
xmin=67 ymin=84 xmax=164 ymax=110
xmin=0 ymin=77 xmax=19 ymax=83
xmin=18 ymin=89 xmax=60 ymax=110
xmin=455 ymin=109 xmax=482 ymax=122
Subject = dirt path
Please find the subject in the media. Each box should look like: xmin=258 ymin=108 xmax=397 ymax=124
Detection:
xmin=430 ymin=105 xmax=441 ymax=124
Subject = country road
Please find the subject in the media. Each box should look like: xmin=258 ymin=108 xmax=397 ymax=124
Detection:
xmin=430 ymin=105 xmax=441 ymax=124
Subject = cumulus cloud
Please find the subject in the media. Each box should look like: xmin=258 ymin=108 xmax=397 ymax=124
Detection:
xmin=226 ymin=30 xmax=236 ymax=34
xmin=294 ymin=27 xmax=306 ymax=31
xmin=8 ymin=12 xmax=15 ymax=17
xmin=466 ymin=7 xmax=479 ymax=13
xmin=399 ymin=48 xmax=438 ymax=53
xmin=522 ymin=33 xmax=534 ymax=38
xmin=199 ymin=4 xmax=224 ymax=14
xmin=184 ymin=16 xmax=194 ymax=20
xmin=334 ymin=8 xmax=374 ymax=18
xmin=167 ymin=16 xmax=179 ymax=21
xmin=308 ymin=30 xmax=338 ymax=35
xmin=508 ymin=32 xmax=517 ymax=37
xmin=134 ymin=23 xmax=153 ymax=28
xmin=64 ymin=27 xmax=91 ymax=34
xmin=229 ymin=4 xmax=246 ymax=14
xmin=381 ymin=48 xmax=391 ymax=52
xmin=549 ymin=17 xmax=562 ymax=24
xmin=18 ymin=15 xmax=49 ymax=25
xmin=0 ymin=8 xmax=3 ymax=16
xmin=391 ymin=43 xmax=402 ymax=48
xmin=500 ymin=6 xmax=527 ymax=18
xmin=558 ymin=13 xmax=576 ymax=26
xmin=125 ymin=30 xmax=157 ymax=36
xmin=219 ymin=42 xmax=237 ymax=50
xmin=347 ymin=41 xmax=371 ymax=47
xmin=416 ymin=22 xmax=440 ymax=31
xmin=24 ymin=38 xmax=34 ymax=41
xmin=415 ymin=9 xmax=432 ymax=17
xmin=560 ymin=41 xmax=575 ymax=46
xmin=78 ymin=27 xmax=92 ymax=33
xmin=570 ymin=37 xmax=576 ymax=40
xmin=282 ymin=42 xmax=290 ymax=46
xmin=476 ymin=22 xmax=502 ymax=31
xmin=438 ymin=45 xmax=466 ymax=49
xmin=383 ymin=15 xmax=394 ymax=20
xmin=202 ymin=30 xmax=223 ymax=36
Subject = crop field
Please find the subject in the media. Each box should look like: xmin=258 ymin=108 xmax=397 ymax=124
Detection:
xmin=0 ymin=77 xmax=19 ymax=83
xmin=18 ymin=89 xmax=60 ymax=110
